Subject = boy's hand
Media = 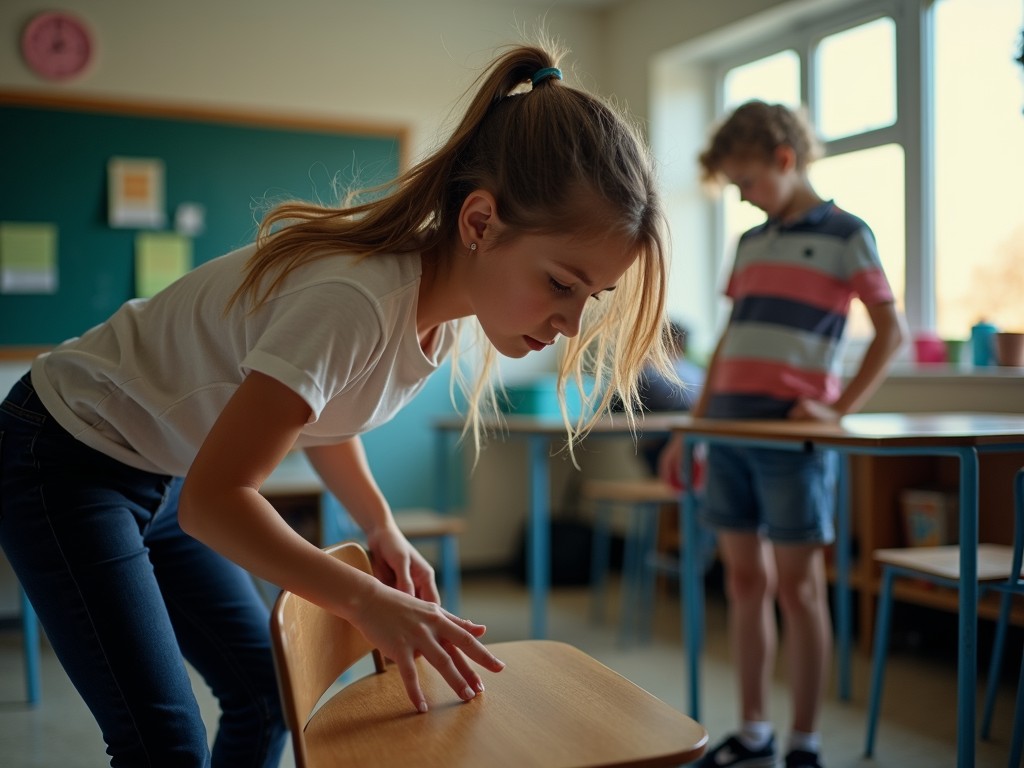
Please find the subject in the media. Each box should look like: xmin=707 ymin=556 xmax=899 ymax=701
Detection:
xmin=788 ymin=397 xmax=841 ymax=423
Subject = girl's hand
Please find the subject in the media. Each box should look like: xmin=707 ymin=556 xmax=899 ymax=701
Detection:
xmin=788 ymin=397 xmax=841 ymax=423
xmin=366 ymin=523 xmax=441 ymax=604
xmin=353 ymin=578 xmax=505 ymax=713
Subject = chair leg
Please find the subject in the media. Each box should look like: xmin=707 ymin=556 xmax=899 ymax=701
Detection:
xmin=865 ymin=568 xmax=896 ymax=757
xmin=617 ymin=509 xmax=644 ymax=645
xmin=589 ymin=503 xmax=613 ymax=624
xmin=982 ymin=589 xmax=1014 ymax=740
xmin=1010 ymin=646 xmax=1024 ymax=768
xmin=635 ymin=503 xmax=661 ymax=644
xmin=20 ymin=586 xmax=41 ymax=706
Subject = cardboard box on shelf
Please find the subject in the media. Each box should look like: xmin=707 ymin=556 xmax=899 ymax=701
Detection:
xmin=900 ymin=488 xmax=959 ymax=547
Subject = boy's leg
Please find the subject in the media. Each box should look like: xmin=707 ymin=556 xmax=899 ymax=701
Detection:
xmin=717 ymin=530 xmax=777 ymax=724
xmin=755 ymin=445 xmax=836 ymax=758
xmin=774 ymin=543 xmax=831 ymax=734
xmin=145 ymin=482 xmax=287 ymax=768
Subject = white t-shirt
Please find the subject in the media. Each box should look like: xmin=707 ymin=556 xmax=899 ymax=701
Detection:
xmin=31 ymin=244 xmax=453 ymax=477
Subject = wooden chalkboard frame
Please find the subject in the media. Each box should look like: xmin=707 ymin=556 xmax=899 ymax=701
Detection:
xmin=0 ymin=90 xmax=409 ymax=360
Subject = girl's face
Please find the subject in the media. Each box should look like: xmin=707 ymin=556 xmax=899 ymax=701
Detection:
xmin=467 ymin=229 xmax=636 ymax=358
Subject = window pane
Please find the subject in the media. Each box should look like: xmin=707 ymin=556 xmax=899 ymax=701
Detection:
xmin=934 ymin=0 xmax=1024 ymax=340
xmin=810 ymin=145 xmax=906 ymax=339
xmin=817 ymin=17 xmax=896 ymax=140
xmin=724 ymin=50 xmax=800 ymax=110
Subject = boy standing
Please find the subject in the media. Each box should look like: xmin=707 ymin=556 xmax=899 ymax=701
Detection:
xmin=660 ymin=100 xmax=905 ymax=768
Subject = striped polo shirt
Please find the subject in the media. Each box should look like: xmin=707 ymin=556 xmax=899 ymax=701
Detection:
xmin=706 ymin=200 xmax=894 ymax=420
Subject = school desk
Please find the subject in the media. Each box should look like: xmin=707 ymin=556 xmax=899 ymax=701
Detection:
xmin=670 ymin=412 xmax=1024 ymax=768
xmin=432 ymin=414 xmax=678 ymax=640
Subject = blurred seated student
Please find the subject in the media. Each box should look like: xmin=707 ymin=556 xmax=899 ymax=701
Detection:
xmin=614 ymin=320 xmax=716 ymax=573
xmin=616 ymin=319 xmax=705 ymax=474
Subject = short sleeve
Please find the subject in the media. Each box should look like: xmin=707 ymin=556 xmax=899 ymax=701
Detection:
xmin=844 ymin=225 xmax=894 ymax=306
xmin=239 ymin=281 xmax=383 ymax=419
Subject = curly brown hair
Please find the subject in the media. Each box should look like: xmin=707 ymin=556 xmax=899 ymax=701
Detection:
xmin=698 ymin=100 xmax=822 ymax=184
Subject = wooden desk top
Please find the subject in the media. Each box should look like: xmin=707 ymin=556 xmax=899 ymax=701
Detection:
xmin=305 ymin=639 xmax=708 ymax=767
xmin=437 ymin=411 xmax=1024 ymax=448
xmin=669 ymin=412 xmax=1024 ymax=449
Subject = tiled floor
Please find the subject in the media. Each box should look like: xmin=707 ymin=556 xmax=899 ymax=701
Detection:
xmin=0 ymin=572 xmax=1019 ymax=767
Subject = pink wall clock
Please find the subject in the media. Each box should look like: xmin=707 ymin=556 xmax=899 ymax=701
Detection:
xmin=21 ymin=11 xmax=95 ymax=81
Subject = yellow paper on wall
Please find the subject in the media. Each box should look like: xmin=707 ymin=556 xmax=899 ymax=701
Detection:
xmin=0 ymin=221 xmax=58 ymax=294
xmin=135 ymin=232 xmax=192 ymax=298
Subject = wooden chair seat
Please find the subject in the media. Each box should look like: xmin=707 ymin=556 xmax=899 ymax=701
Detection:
xmin=391 ymin=507 xmax=466 ymax=539
xmin=271 ymin=541 xmax=709 ymax=768
xmin=583 ymin=478 xmax=679 ymax=504
xmin=872 ymin=543 xmax=1020 ymax=582
xmin=303 ymin=640 xmax=706 ymax=767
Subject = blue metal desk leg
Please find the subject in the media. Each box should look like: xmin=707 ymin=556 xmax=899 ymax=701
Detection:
xmin=680 ymin=442 xmax=702 ymax=721
xmin=20 ymin=586 xmax=41 ymax=706
xmin=527 ymin=435 xmax=550 ymax=640
xmin=956 ymin=447 xmax=979 ymax=768
xmin=433 ymin=427 xmax=450 ymax=516
xmin=439 ymin=535 xmax=461 ymax=616
xmin=834 ymin=454 xmax=851 ymax=701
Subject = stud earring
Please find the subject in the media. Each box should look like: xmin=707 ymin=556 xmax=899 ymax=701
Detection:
xmin=469 ymin=242 xmax=478 ymax=252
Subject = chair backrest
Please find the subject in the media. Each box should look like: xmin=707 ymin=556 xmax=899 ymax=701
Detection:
xmin=270 ymin=541 xmax=384 ymax=768
xmin=1012 ymin=468 xmax=1024 ymax=582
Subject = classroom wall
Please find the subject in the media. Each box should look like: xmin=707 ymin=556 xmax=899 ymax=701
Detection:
xmin=0 ymin=0 xmax=606 ymax=159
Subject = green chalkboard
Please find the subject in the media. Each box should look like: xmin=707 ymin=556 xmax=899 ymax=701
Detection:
xmin=0 ymin=93 xmax=405 ymax=352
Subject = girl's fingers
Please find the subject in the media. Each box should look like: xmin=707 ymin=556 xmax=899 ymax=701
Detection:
xmin=417 ymin=573 xmax=441 ymax=605
xmin=442 ymin=609 xmax=487 ymax=636
xmin=395 ymin=654 xmax=429 ymax=713
xmin=444 ymin=641 xmax=487 ymax=693
xmin=392 ymin=557 xmax=415 ymax=596
xmin=445 ymin=626 xmax=506 ymax=673
xmin=420 ymin=641 xmax=480 ymax=703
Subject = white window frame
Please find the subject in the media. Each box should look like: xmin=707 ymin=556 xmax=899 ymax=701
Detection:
xmin=671 ymin=0 xmax=937 ymax=337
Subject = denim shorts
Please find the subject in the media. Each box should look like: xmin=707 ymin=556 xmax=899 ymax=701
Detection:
xmin=699 ymin=442 xmax=838 ymax=545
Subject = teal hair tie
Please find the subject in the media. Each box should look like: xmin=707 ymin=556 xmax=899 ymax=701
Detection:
xmin=531 ymin=67 xmax=562 ymax=87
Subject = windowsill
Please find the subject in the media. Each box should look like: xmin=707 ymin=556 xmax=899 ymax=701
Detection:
xmin=881 ymin=363 xmax=1024 ymax=382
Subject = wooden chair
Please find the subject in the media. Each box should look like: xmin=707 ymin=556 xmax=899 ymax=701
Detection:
xmin=865 ymin=468 xmax=1024 ymax=765
xmin=270 ymin=541 xmax=709 ymax=768
xmin=321 ymin=493 xmax=465 ymax=614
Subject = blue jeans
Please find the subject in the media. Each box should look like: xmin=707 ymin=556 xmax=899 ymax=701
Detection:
xmin=0 ymin=374 xmax=286 ymax=767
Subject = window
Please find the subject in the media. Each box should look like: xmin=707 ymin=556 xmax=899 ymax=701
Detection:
xmin=816 ymin=17 xmax=897 ymax=140
xmin=653 ymin=0 xmax=1023 ymax=354
xmin=933 ymin=0 xmax=1024 ymax=338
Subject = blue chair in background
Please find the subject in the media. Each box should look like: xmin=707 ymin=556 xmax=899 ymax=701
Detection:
xmin=980 ymin=468 xmax=1024 ymax=767
xmin=586 ymin=477 xmax=688 ymax=645
xmin=865 ymin=467 xmax=1024 ymax=766
xmin=320 ymin=493 xmax=465 ymax=616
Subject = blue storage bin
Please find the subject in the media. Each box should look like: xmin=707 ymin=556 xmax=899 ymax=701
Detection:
xmin=501 ymin=375 xmax=592 ymax=419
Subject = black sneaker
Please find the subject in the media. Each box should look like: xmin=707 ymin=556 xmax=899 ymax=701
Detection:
xmin=784 ymin=748 xmax=823 ymax=768
xmin=697 ymin=734 xmax=777 ymax=767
